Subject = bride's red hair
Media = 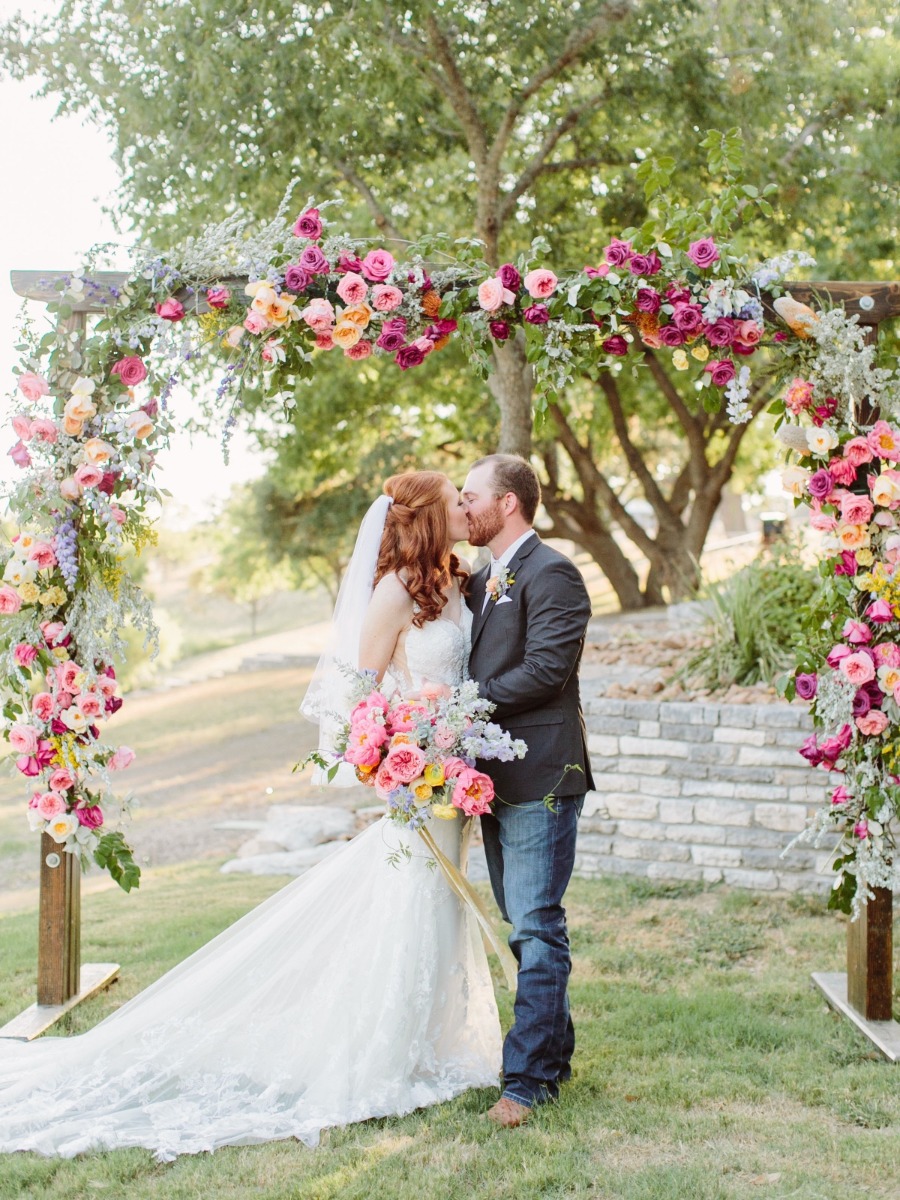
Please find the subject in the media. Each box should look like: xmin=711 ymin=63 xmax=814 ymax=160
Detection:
xmin=375 ymin=471 xmax=467 ymax=627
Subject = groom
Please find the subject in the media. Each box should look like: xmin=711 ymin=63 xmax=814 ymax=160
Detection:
xmin=462 ymin=454 xmax=593 ymax=1128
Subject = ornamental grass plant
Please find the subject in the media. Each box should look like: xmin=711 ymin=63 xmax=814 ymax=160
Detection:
xmin=680 ymin=540 xmax=820 ymax=692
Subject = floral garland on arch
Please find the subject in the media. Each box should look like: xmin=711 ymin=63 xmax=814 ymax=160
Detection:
xmin=774 ymin=299 xmax=900 ymax=914
xmin=1 ymin=166 xmax=881 ymax=893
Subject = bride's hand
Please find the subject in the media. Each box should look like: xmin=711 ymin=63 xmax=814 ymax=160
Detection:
xmin=412 ymin=681 xmax=452 ymax=701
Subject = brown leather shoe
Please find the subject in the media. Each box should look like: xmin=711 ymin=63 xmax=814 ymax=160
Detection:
xmin=485 ymin=1096 xmax=532 ymax=1127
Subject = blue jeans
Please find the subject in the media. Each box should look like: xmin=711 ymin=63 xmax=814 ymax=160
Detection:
xmin=480 ymin=794 xmax=583 ymax=1108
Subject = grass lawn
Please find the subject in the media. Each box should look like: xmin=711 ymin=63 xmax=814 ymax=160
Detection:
xmin=1 ymin=867 xmax=898 ymax=1200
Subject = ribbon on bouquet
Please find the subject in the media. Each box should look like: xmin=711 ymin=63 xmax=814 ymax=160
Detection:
xmin=417 ymin=825 xmax=518 ymax=991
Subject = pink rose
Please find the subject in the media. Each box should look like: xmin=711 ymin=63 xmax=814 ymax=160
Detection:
xmin=41 ymin=620 xmax=67 ymax=647
xmin=433 ymin=724 xmax=456 ymax=750
xmin=0 ymin=586 xmax=23 ymax=614
xmin=809 ymin=511 xmax=838 ymax=532
xmin=76 ymin=804 xmax=104 ymax=829
xmin=868 ymin=420 xmax=900 ymax=461
xmin=374 ymin=761 xmax=400 ymax=799
xmin=74 ymin=463 xmax=103 ymax=489
xmin=477 ymin=277 xmax=508 ymax=313
xmin=370 ymin=284 xmax=404 ymax=312
xmin=441 ymin=756 xmax=468 ymax=779
xmin=603 ymin=238 xmax=633 ymax=266
xmin=734 ymin=320 xmax=762 ymax=347
xmin=207 ymin=287 xmax=231 ymax=309
xmin=110 ymin=357 xmax=148 ymax=386
xmin=110 ymin=506 xmax=127 ymax=525
xmin=840 ymin=652 xmax=876 ymax=685
xmin=298 ymin=245 xmax=329 ymax=274
xmin=856 ymin=710 xmax=889 ymax=736
xmin=49 ymin=767 xmax=75 ymax=791
xmin=523 ymin=269 xmax=558 ymax=299
xmin=155 ymin=298 xmax=185 ymax=322
xmin=704 ymin=359 xmax=736 ymax=387
xmin=243 ymin=310 xmax=270 ymax=335
xmin=79 ymin=694 xmax=103 ymax=718
xmin=383 ymin=743 xmax=427 ymax=783
xmin=29 ymin=541 xmax=56 ymax=569
xmin=854 ymin=819 xmax=869 ymax=839
xmin=360 ymin=249 xmax=395 ymax=283
xmin=388 ymin=701 xmax=429 ymax=733
xmin=828 ymin=458 xmax=857 ymax=486
xmin=841 ymin=618 xmax=872 ymax=645
xmin=344 ymin=340 xmax=372 ymax=360
xmin=8 ymin=724 xmax=39 ymax=754
xmin=17 ymin=372 xmax=49 ymax=402
xmin=687 ymin=237 xmax=720 ymax=268
xmin=293 ymin=208 xmax=323 ymax=240
xmin=412 ymin=336 xmax=434 ymax=356
xmin=867 ymin=599 xmax=895 ymax=624
xmin=8 ymin=441 xmax=31 ymax=468
xmin=843 ymin=437 xmax=874 ymax=467
xmin=831 ymin=785 xmax=851 ymax=806
xmin=635 ymin=288 xmax=662 ymax=314
xmin=839 ymin=493 xmax=874 ymax=525
xmin=673 ymin=303 xmax=704 ymax=334
xmin=12 ymin=414 xmax=31 ymax=440
xmin=36 ymin=791 xmax=67 ymax=820
xmin=13 ymin=642 xmax=38 ymax=667
xmin=450 ymin=766 xmax=495 ymax=817
xmin=58 ymin=661 xmax=83 ymax=692
xmin=301 ymin=297 xmax=336 ymax=332
xmin=336 ymin=272 xmax=368 ymax=305
xmin=29 ymin=418 xmax=58 ymax=445
xmin=108 ymin=745 xmax=136 ymax=771
xmin=315 ymin=332 xmax=335 ymax=351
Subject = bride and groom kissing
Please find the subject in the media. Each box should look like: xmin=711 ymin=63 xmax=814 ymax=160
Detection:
xmin=0 ymin=454 xmax=594 ymax=1159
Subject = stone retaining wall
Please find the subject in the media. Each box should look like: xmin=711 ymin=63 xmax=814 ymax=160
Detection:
xmin=577 ymin=690 xmax=832 ymax=893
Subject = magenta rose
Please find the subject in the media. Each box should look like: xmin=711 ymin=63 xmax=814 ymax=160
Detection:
xmin=603 ymin=238 xmax=633 ymax=266
xmin=602 ymin=335 xmax=629 ymax=356
xmin=666 ymin=283 xmax=692 ymax=304
xmin=13 ymin=643 xmax=38 ymax=667
xmin=111 ymin=356 xmax=148 ymax=386
xmin=635 ymin=288 xmax=662 ymax=314
xmin=834 ymin=550 xmax=858 ymax=577
xmin=867 ymin=599 xmax=894 ymax=624
xmin=687 ymin=238 xmax=720 ymax=269
xmin=361 ymin=249 xmax=395 ymax=282
xmin=658 ymin=325 xmax=686 ymax=347
xmin=76 ymin=804 xmax=104 ymax=829
xmin=852 ymin=688 xmax=872 ymax=717
xmin=498 ymin=263 xmax=521 ymax=291
xmin=429 ymin=318 xmax=458 ymax=337
xmin=628 ymin=253 xmax=656 ymax=277
xmin=807 ymin=469 xmax=835 ymax=501
xmin=489 ymin=320 xmax=510 ymax=341
xmin=206 ymin=287 xmax=231 ymax=309
xmin=704 ymin=318 xmax=737 ymax=347
xmin=794 ymin=673 xmax=818 ymax=700
xmin=672 ymin=303 xmax=704 ymax=334
xmin=705 ymin=359 xmax=736 ymax=387
xmin=337 ymin=251 xmax=364 ymax=273
xmin=299 ymin=245 xmax=329 ymax=275
xmin=293 ymin=207 xmax=323 ymax=240
xmin=376 ymin=324 xmax=408 ymax=352
xmin=284 ymin=264 xmax=312 ymax=293
xmin=155 ymin=298 xmax=185 ymax=321
xmin=523 ymin=304 xmax=550 ymax=325
xmin=395 ymin=344 xmax=426 ymax=370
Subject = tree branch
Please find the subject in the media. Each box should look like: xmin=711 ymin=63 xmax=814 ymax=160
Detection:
xmin=329 ymin=157 xmax=406 ymax=242
xmin=642 ymin=349 xmax=708 ymax=490
xmin=423 ymin=14 xmax=489 ymax=165
xmin=597 ymin=371 xmax=680 ymax=528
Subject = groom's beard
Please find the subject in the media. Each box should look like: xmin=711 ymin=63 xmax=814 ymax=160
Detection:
xmin=466 ymin=499 xmax=506 ymax=547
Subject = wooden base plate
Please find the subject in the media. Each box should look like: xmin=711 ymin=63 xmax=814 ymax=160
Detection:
xmin=813 ymin=971 xmax=900 ymax=1062
xmin=0 ymin=963 xmax=120 ymax=1041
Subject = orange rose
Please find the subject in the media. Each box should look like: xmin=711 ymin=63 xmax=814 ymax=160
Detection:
xmin=339 ymin=302 xmax=374 ymax=330
xmin=421 ymin=290 xmax=441 ymax=318
xmin=332 ymin=320 xmax=363 ymax=349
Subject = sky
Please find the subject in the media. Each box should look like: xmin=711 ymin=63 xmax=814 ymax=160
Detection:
xmin=0 ymin=9 xmax=268 ymax=527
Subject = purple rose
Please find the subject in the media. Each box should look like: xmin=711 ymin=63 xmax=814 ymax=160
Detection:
xmin=852 ymin=688 xmax=872 ymax=717
xmin=704 ymin=318 xmax=737 ymax=347
xmin=106 ymin=695 xmax=123 ymax=715
xmin=658 ymin=324 xmax=686 ymax=347
xmin=807 ymin=468 xmax=836 ymax=500
xmin=642 ymin=251 xmax=662 ymax=275
xmin=704 ymin=359 xmax=736 ymax=387
xmin=489 ymin=320 xmax=511 ymax=341
xmin=284 ymin=264 xmax=312 ymax=293
xmin=666 ymin=283 xmax=692 ymax=304
xmin=628 ymin=254 xmax=656 ymax=277
xmin=672 ymin=303 xmax=704 ymax=334
xmin=635 ymin=288 xmax=662 ymax=314
xmin=603 ymin=238 xmax=633 ymax=266
xmin=293 ymin=208 xmax=323 ymax=240
xmin=523 ymin=304 xmax=550 ymax=325
xmin=602 ymin=335 xmax=629 ymax=356
xmin=687 ymin=238 xmax=720 ymax=269
xmin=799 ymin=735 xmax=824 ymax=767
xmin=498 ymin=263 xmax=521 ymax=291
xmin=338 ymin=251 xmax=364 ymax=273
xmin=395 ymin=344 xmax=426 ymax=371
xmin=299 ymin=245 xmax=329 ymax=275
xmin=794 ymin=673 xmax=818 ymax=700
xmin=376 ymin=328 xmax=407 ymax=352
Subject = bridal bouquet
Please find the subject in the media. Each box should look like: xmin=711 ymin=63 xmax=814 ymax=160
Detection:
xmin=326 ymin=674 xmax=526 ymax=829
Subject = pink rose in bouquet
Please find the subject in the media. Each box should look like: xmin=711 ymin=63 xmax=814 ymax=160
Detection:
xmin=35 ymin=791 xmax=67 ymax=820
xmin=207 ymin=287 xmax=231 ymax=308
xmin=843 ymin=437 xmax=874 ymax=467
xmin=384 ymin=743 xmax=427 ymax=783
xmin=336 ymin=272 xmax=368 ymax=305
xmin=13 ymin=643 xmax=38 ymax=667
xmin=856 ymin=710 xmax=889 ymax=736
xmin=32 ymin=693 xmax=55 ymax=721
xmin=361 ymin=249 xmax=395 ymax=282
xmin=867 ymin=420 xmax=900 ymax=461
xmin=370 ymin=284 xmax=403 ymax=312
xmin=450 ymin=767 xmax=495 ymax=817
xmin=49 ymin=767 xmax=75 ymax=792
xmin=839 ymin=493 xmax=874 ymax=526
xmin=8 ymin=442 xmax=31 ymax=468
xmin=867 ymin=599 xmax=895 ymax=624
xmin=841 ymin=618 xmax=872 ymax=645
xmin=523 ymin=269 xmax=557 ymax=299
xmin=345 ymin=341 xmax=372 ymax=360
xmin=687 ymin=237 xmax=719 ymax=268
xmin=108 ymin=745 xmax=136 ymax=771
xmin=111 ymin=357 xmax=148 ymax=386
xmin=155 ymin=298 xmax=185 ymax=322
xmin=388 ymin=700 xmax=429 ymax=733
xmin=8 ymin=724 xmax=39 ymax=754
xmin=301 ymin=297 xmax=335 ymax=332
xmin=299 ymin=245 xmax=329 ymax=275
xmin=374 ymin=761 xmax=401 ymax=799
xmin=704 ymin=359 xmax=736 ymax=388
xmin=76 ymin=804 xmax=104 ymax=829
xmin=603 ymin=238 xmax=633 ymax=266
xmin=17 ymin=372 xmax=49 ymax=402
xmin=0 ymin=585 xmax=23 ymax=614
xmin=293 ymin=208 xmax=323 ymax=240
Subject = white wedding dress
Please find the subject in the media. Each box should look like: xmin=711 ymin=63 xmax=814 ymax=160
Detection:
xmin=0 ymin=606 xmax=501 ymax=1161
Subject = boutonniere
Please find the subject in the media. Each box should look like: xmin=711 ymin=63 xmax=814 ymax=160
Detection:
xmin=486 ymin=566 xmax=515 ymax=602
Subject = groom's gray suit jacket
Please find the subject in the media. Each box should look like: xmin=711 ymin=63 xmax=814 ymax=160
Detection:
xmin=466 ymin=534 xmax=594 ymax=804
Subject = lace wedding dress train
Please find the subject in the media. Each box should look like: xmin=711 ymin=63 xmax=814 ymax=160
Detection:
xmin=0 ymin=607 xmax=501 ymax=1161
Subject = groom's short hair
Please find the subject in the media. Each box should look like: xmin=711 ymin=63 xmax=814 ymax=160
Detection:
xmin=473 ymin=454 xmax=541 ymax=523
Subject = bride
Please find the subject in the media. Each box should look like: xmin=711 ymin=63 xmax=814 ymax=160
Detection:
xmin=0 ymin=470 xmax=502 ymax=1161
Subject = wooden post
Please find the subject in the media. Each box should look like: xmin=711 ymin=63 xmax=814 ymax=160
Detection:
xmin=36 ymin=833 xmax=81 ymax=1005
xmin=847 ymin=888 xmax=894 ymax=1021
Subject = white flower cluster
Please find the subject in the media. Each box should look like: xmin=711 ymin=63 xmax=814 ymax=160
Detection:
xmin=806 ymin=307 xmax=900 ymax=423
xmin=750 ymin=249 xmax=817 ymax=290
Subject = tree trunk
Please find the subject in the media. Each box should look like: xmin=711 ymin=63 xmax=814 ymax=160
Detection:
xmin=540 ymin=492 xmax=650 ymax=611
xmin=487 ymin=331 xmax=534 ymax=457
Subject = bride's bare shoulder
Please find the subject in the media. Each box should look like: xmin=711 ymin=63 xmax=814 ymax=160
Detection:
xmin=369 ymin=572 xmax=412 ymax=611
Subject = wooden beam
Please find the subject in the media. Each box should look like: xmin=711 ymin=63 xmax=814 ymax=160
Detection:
xmin=10 ymin=270 xmax=129 ymax=312
xmin=37 ymin=832 xmax=81 ymax=1006
xmin=777 ymin=281 xmax=900 ymax=325
xmin=0 ymin=963 xmax=120 ymax=1041
xmin=847 ymin=887 xmax=894 ymax=1021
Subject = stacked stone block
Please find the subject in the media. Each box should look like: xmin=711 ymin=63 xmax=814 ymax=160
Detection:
xmin=577 ymin=693 xmax=831 ymax=893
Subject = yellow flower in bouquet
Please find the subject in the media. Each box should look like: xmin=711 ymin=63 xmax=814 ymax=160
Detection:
xmin=423 ymin=762 xmax=445 ymax=787
xmin=431 ymin=803 xmax=458 ymax=820
xmin=411 ymin=778 xmax=433 ymax=804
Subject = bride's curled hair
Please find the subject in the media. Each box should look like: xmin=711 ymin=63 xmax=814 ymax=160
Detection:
xmin=375 ymin=471 xmax=467 ymax=627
